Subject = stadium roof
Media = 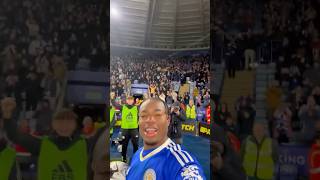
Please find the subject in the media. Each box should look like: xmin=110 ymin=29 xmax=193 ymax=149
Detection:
xmin=110 ymin=0 xmax=210 ymax=49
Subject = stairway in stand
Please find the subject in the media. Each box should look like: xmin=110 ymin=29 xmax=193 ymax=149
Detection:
xmin=220 ymin=70 xmax=255 ymax=118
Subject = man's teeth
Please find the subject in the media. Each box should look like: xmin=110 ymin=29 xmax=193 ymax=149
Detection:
xmin=145 ymin=128 xmax=157 ymax=132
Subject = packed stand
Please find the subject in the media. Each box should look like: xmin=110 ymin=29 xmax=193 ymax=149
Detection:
xmin=0 ymin=0 xmax=105 ymax=130
xmin=213 ymin=0 xmax=320 ymax=179
xmin=0 ymin=0 xmax=107 ymax=178
xmin=110 ymin=54 xmax=210 ymax=122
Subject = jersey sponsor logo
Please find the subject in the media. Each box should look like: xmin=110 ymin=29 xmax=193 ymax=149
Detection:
xmin=52 ymin=160 xmax=74 ymax=180
xmin=181 ymin=165 xmax=203 ymax=180
xmin=143 ymin=168 xmax=156 ymax=180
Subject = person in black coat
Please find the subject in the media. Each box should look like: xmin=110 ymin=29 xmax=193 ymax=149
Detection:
xmin=168 ymin=101 xmax=186 ymax=144
xmin=225 ymin=41 xmax=237 ymax=78
xmin=212 ymin=123 xmax=247 ymax=180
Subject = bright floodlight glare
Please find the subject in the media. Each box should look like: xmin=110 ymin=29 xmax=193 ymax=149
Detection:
xmin=111 ymin=6 xmax=120 ymax=18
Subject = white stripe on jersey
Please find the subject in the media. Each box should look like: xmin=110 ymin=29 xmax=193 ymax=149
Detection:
xmin=176 ymin=144 xmax=194 ymax=162
xmin=168 ymin=148 xmax=185 ymax=166
xmin=173 ymin=145 xmax=178 ymax=151
xmin=174 ymin=145 xmax=190 ymax=164
xmin=176 ymin=144 xmax=181 ymax=150
xmin=168 ymin=142 xmax=175 ymax=149
xmin=182 ymin=150 xmax=194 ymax=162
xmin=166 ymin=140 xmax=194 ymax=167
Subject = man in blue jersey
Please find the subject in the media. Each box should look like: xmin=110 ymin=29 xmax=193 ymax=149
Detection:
xmin=126 ymin=97 xmax=206 ymax=180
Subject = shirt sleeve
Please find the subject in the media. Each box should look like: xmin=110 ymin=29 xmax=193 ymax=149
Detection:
xmin=175 ymin=163 xmax=206 ymax=180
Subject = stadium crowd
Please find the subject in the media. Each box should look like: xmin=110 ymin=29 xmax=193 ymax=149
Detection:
xmin=0 ymin=0 xmax=106 ymax=132
xmin=110 ymin=54 xmax=210 ymax=122
xmin=0 ymin=0 xmax=107 ymax=179
xmin=213 ymin=0 xmax=320 ymax=180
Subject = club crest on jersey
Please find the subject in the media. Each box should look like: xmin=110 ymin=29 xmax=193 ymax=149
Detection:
xmin=143 ymin=168 xmax=156 ymax=180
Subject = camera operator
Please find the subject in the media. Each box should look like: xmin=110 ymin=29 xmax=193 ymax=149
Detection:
xmin=168 ymin=101 xmax=186 ymax=144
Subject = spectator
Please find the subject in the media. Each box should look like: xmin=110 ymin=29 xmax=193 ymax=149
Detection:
xmin=186 ymin=99 xmax=197 ymax=121
xmin=241 ymin=122 xmax=278 ymax=180
xmin=266 ymin=80 xmax=283 ymax=115
xmin=25 ymin=71 xmax=42 ymax=111
xmin=33 ymin=99 xmax=53 ymax=135
xmin=312 ymin=86 xmax=320 ymax=105
xmin=237 ymin=97 xmax=255 ymax=140
xmin=165 ymin=91 xmax=174 ymax=107
xmin=216 ymin=103 xmax=231 ymax=127
xmin=225 ymin=40 xmax=237 ymax=78
xmin=296 ymin=96 xmax=320 ymax=144
xmin=82 ymin=116 xmax=96 ymax=138
xmin=212 ymin=123 xmax=247 ymax=180
xmin=112 ymin=96 xmax=139 ymax=162
xmin=243 ymin=32 xmax=256 ymax=70
xmin=308 ymin=121 xmax=320 ymax=180
xmin=2 ymin=97 xmax=103 ymax=180
xmin=272 ymin=103 xmax=293 ymax=143
xmin=0 ymin=118 xmax=16 ymax=179
xmin=168 ymin=101 xmax=187 ymax=144
xmin=225 ymin=115 xmax=241 ymax=153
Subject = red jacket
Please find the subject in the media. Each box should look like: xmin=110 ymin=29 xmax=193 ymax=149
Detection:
xmin=309 ymin=143 xmax=320 ymax=180
xmin=227 ymin=131 xmax=240 ymax=153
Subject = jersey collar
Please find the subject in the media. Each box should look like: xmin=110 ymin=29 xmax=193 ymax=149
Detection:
xmin=140 ymin=138 xmax=172 ymax=161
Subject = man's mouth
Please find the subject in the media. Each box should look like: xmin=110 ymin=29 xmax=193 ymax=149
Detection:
xmin=144 ymin=128 xmax=158 ymax=137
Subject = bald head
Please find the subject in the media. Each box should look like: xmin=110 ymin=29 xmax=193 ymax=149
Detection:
xmin=253 ymin=122 xmax=267 ymax=140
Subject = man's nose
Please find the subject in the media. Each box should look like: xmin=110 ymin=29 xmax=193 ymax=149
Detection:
xmin=145 ymin=115 xmax=156 ymax=122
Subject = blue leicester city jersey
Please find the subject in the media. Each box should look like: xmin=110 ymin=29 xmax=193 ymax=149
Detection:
xmin=126 ymin=138 xmax=206 ymax=180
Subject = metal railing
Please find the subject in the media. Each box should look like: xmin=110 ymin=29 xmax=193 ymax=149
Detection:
xmin=213 ymin=39 xmax=282 ymax=65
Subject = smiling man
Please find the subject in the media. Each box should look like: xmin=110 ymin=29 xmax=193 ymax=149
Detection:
xmin=126 ymin=98 xmax=206 ymax=180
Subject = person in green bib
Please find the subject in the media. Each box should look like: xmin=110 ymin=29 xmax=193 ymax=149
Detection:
xmin=0 ymin=118 xmax=17 ymax=180
xmin=240 ymin=122 xmax=278 ymax=180
xmin=112 ymin=96 xmax=139 ymax=162
xmin=1 ymin=97 xmax=104 ymax=180
xmin=110 ymin=104 xmax=117 ymax=138
xmin=186 ymin=99 xmax=197 ymax=121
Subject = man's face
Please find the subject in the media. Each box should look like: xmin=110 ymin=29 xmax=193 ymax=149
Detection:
xmin=110 ymin=92 xmax=115 ymax=99
xmin=253 ymin=123 xmax=265 ymax=139
xmin=139 ymin=100 xmax=170 ymax=149
xmin=189 ymin=100 xmax=194 ymax=106
xmin=126 ymin=98 xmax=134 ymax=105
xmin=83 ymin=118 xmax=93 ymax=128
xmin=307 ymin=96 xmax=316 ymax=109
xmin=52 ymin=119 xmax=77 ymax=137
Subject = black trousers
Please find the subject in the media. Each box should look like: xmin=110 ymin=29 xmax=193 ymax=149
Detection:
xmin=227 ymin=58 xmax=236 ymax=78
xmin=228 ymin=66 xmax=236 ymax=78
xmin=120 ymin=128 xmax=139 ymax=162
